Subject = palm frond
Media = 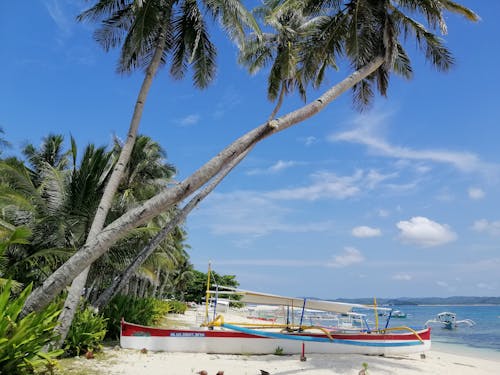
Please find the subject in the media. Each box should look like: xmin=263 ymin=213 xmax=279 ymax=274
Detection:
xmin=203 ymin=0 xmax=262 ymax=45
xmin=171 ymin=0 xmax=217 ymax=88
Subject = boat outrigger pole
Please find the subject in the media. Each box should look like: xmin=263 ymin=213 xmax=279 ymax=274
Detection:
xmin=205 ymin=262 xmax=211 ymax=325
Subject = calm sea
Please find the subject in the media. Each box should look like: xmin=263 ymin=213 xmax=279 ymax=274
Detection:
xmin=383 ymin=305 xmax=500 ymax=356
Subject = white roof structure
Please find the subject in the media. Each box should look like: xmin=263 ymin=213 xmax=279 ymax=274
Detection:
xmin=236 ymin=290 xmax=367 ymax=315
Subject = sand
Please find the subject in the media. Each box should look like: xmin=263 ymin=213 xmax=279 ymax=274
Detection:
xmin=59 ymin=309 xmax=500 ymax=374
xmin=62 ymin=347 xmax=500 ymax=374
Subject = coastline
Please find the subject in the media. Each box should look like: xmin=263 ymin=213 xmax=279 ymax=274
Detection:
xmin=59 ymin=345 xmax=500 ymax=375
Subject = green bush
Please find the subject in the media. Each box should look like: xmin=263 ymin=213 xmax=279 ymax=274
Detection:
xmin=101 ymin=295 xmax=164 ymax=339
xmin=63 ymin=304 xmax=107 ymax=357
xmin=0 ymin=281 xmax=63 ymax=375
xmin=101 ymin=295 xmax=189 ymax=339
xmin=168 ymin=300 xmax=188 ymax=314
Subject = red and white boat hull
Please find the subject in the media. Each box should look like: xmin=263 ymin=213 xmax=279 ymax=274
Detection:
xmin=121 ymin=320 xmax=431 ymax=356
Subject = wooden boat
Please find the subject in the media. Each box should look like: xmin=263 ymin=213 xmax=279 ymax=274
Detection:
xmin=121 ymin=319 xmax=430 ymax=355
xmin=120 ymin=289 xmax=431 ymax=355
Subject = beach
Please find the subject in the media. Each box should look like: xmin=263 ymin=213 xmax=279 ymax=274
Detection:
xmin=58 ymin=308 xmax=500 ymax=374
xmin=60 ymin=346 xmax=500 ymax=374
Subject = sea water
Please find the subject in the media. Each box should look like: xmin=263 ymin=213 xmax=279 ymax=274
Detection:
xmin=383 ymin=305 xmax=500 ymax=358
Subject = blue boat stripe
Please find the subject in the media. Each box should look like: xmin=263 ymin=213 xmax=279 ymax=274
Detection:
xmin=221 ymin=323 xmax=424 ymax=347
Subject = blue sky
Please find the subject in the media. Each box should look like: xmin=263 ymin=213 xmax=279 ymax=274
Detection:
xmin=1 ymin=1 xmax=500 ymax=299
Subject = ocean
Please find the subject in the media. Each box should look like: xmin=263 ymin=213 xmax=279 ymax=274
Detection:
xmin=383 ymin=305 xmax=500 ymax=357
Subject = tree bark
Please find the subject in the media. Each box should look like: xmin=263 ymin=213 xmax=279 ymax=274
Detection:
xmin=21 ymin=56 xmax=384 ymax=317
xmin=51 ymin=28 xmax=168 ymax=345
xmin=93 ymin=148 xmax=250 ymax=309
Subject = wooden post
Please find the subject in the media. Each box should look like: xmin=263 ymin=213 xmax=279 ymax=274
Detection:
xmin=300 ymin=342 xmax=307 ymax=361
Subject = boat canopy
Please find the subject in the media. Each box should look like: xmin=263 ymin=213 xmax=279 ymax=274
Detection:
xmin=237 ymin=290 xmax=367 ymax=315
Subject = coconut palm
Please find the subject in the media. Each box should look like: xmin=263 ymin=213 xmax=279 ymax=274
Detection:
xmin=21 ymin=0 xmax=478 ymax=317
xmin=239 ymin=6 xmax=313 ymax=120
xmin=23 ymin=134 xmax=69 ymax=186
xmin=56 ymin=133 xmax=179 ymax=343
xmin=0 ymin=139 xmax=113 ymax=287
xmin=242 ymin=0 xmax=478 ymax=112
xmin=92 ymin=147 xmax=250 ymax=309
xmin=55 ymin=0 xmax=260 ymax=339
xmin=88 ymin=135 xmax=180 ymax=306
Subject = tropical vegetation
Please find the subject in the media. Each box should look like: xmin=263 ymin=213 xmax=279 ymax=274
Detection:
xmin=0 ymin=0 xmax=479 ymax=370
xmin=0 ymin=281 xmax=62 ymax=374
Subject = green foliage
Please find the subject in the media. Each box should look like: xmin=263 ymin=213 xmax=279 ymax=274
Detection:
xmin=0 ymin=281 xmax=63 ymax=374
xmin=63 ymin=305 xmax=107 ymax=357
xmin=101 ymin=295 xmax=179 ymax=339
xmin=168 ymin=300 xmax=188 ymax=314
xmin=274 ymin=346 xmax=284 ymax=355
xmin=183 ymin=270 xmax=241 ymax=306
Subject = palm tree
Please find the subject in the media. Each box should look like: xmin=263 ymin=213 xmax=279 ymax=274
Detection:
xmin=56 ymin=134 xmax=177 ymax=343
xmin=239 ymin=5 xmax=313 ymax=120
xmin=55 ymin=0 xmax=261 ymax=338
xmin=21 ymin=0 xmax=478 ymax=317
xmin=92 ymin=147 xmax=250 ymax=309
xmin=0 ymin=138 xmax=113 ymax=287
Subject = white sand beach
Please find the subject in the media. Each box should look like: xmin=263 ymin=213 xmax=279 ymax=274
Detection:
xmin=62 ymin=347 xmax=500 ymax=374
xmin=59 ymin=308 xmax=500 ymax=374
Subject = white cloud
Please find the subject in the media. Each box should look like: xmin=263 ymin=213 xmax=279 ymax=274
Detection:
xmin=44 ymin=0 xmax=73 ymax=37
xmin=476 ymin=282 xmax=496 ymax=291
xmin=468 ymin=187 xmax=485 ymax=200
xmin=214 ymin=259 xmax=322 ymax=267
xmin=303 ymin=136 xmax=317 ymax=146
xmin=193 ymin=191 xmax=336 ymax=237
xmin=352 ymin=226 xmax=381 ymax=238
xmin=264 ymin=171 xmax=362 ymax=201
xmin=472 ymin=219 xmax=500 ymax=236
xmin=329 ymin=111 xmax=497 ymax=176
xmin=177 ymin=114 xmax=200 ymax=126
xmin=396 ymin=216 xmax=457 ymax=247
xmin=327 ymin=247 xmax=365 ymax=268
xmin=246 ymin=160 xmax=300 ymax=175
xmin=392 ymin=273 xmax=412 ymax=281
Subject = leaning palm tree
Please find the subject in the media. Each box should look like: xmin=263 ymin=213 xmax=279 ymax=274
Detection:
xmin=92 ymin=147 xmax=250 ymax=309
xmin=21 ymin=0 xmax=478 ymax=317
xmin=55 ymin=0 xmax=261 ymax=341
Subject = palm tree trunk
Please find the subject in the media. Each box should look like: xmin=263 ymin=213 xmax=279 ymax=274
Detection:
xmin=93 ymin=148 xmax=251 ymax=310
xmin=152 ymin=267 xmax=161 ymax=296
xmin=51 ymin=27 xmax=168 ymax=345
xmin=138 ymin=279 xmax=146 ymax=298
xmin=21 ymin=56 xmax=384 ymax=317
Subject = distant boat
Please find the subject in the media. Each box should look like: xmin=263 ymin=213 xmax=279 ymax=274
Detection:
xmin=391 ymin=310 xmax=407 ymax=318
xmin=425 ymin=312 xmax=475 ymax=330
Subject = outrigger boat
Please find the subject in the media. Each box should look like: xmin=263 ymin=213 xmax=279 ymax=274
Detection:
xmin=425 ymin=312 xmax=475 ymax=330
xmin=121 ymin=288 xmax=431 ymax=355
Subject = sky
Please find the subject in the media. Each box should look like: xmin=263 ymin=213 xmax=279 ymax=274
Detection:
xmin=1 ymin=1 xmax=500 ymax=299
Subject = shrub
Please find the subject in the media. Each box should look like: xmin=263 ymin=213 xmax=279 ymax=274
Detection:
xmin=101 ymin=295 xmax=189 ymax=339
xmin=0 ymin=281 xmax=63 ymax=374
xmin=63 ymin=304 xmax=108 ymax=356
xmin=102 ymin=295 xmax=165 ymax=339
xmin=167 ymin=300 xmax=188 ymax=314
